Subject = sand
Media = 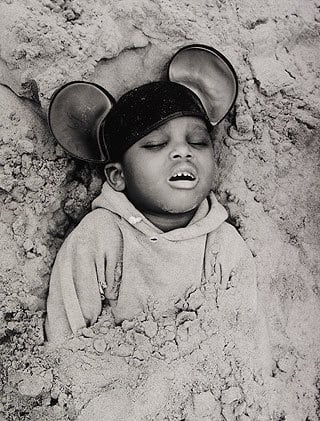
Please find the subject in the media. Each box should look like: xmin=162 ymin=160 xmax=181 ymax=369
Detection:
xmin=0 ymin=0 xmax=320 ymax=420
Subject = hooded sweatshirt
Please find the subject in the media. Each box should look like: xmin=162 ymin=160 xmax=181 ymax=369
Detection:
xmin=45 ymin=182 xmax=258 ymax=344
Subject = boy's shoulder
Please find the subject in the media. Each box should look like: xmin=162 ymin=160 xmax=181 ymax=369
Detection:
xmin=82 ymin=207 xmax=119 ymax=224
xmin=207 ymin=220 xmax=252 ymax=257
xmin=209 ymin=220 xmax=243 ymax=242
xmin=205 ymin=221 xmax=254 ymax=277
xmin=68 ymin=208 xmax=121 ymax=241
xmin=55 ymin=208 xmax=124 ymax=259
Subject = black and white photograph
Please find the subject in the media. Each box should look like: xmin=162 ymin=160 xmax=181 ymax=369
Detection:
xmin=0 ymin=1 xmax=319 ymax=420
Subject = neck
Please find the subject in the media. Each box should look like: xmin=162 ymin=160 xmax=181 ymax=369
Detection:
xmin=142 ymin=208 xmax=197 ymax=232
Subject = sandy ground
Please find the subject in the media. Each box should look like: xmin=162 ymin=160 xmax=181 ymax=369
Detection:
xmin=0 ymin=0 xmax=320 ymax=420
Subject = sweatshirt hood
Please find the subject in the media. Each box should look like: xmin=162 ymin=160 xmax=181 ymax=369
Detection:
xmin=92 ymin=182 xmax=228 ymax=241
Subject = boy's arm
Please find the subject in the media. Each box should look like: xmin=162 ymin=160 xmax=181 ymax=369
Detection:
xmin=45 ymin=226 xmax=103 ymax=345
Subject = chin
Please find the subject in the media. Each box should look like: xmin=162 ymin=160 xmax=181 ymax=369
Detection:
xmin=163 ymin=200 xmax=200 ymax=214
xmin=167 ymin=192 xmax=208 ymax=213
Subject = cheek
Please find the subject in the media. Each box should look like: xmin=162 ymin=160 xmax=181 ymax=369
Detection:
xmin=130 ymin=160 xmax=162 ymax=185
xmin=124 ymin=164 xmax=157 ymax=201
xmin=201 ymin=155 xmax=215 ymax=175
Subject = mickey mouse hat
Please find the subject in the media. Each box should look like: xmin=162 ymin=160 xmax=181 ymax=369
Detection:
xmin=48 ymin=44 xmax=238 ymax=163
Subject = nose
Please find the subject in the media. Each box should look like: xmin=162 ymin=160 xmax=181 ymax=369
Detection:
xmin=169 ymin=142 xmax=193 ymax=160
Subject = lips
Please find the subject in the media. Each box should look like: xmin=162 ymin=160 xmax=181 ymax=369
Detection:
xmin=169 ymin=171 xmax=195 ymax=181
xmin=167 ymin=165 xmax=199 ymax=189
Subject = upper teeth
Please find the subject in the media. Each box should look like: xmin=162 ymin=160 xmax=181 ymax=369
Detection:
xmin=172 ymin=172 xmax=195 ymax=179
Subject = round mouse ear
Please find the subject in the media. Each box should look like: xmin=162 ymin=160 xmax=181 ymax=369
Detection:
xmin=48 ymin=81 xmax=115 ymax=162
xmin=168 ymin=44 xmax=238 ymax=126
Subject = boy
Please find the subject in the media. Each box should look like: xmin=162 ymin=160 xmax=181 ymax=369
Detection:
xmin=45 ymin=81 xmax=258 ymax=346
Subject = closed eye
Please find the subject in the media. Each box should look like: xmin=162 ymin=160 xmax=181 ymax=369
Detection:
xmin=142 ymin=142 xmax=167 ymax=149
xmin=189 ymin=140 xmax=210 ymax=147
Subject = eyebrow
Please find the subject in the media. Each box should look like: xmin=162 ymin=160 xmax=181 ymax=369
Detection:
xmin=188 ymin=125 xmax=210 ymax=135
xmin=139 ymin=132 xmax=166 ymax=144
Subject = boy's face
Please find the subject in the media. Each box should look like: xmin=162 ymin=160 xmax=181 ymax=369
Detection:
xmin=115 ymin=116 xmax=215 ymax=215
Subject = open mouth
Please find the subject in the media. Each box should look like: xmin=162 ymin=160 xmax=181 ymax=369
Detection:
xmin=169 ymin=171 xmax=196 ymax=182
xmin=168 ymin=169 xmax=198 ymax=189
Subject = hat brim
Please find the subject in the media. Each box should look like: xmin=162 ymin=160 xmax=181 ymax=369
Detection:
xmin=48 ymin=81 xmax=115 ymax=163
xmin=168 ymin=44 xmax=238 ymax=126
